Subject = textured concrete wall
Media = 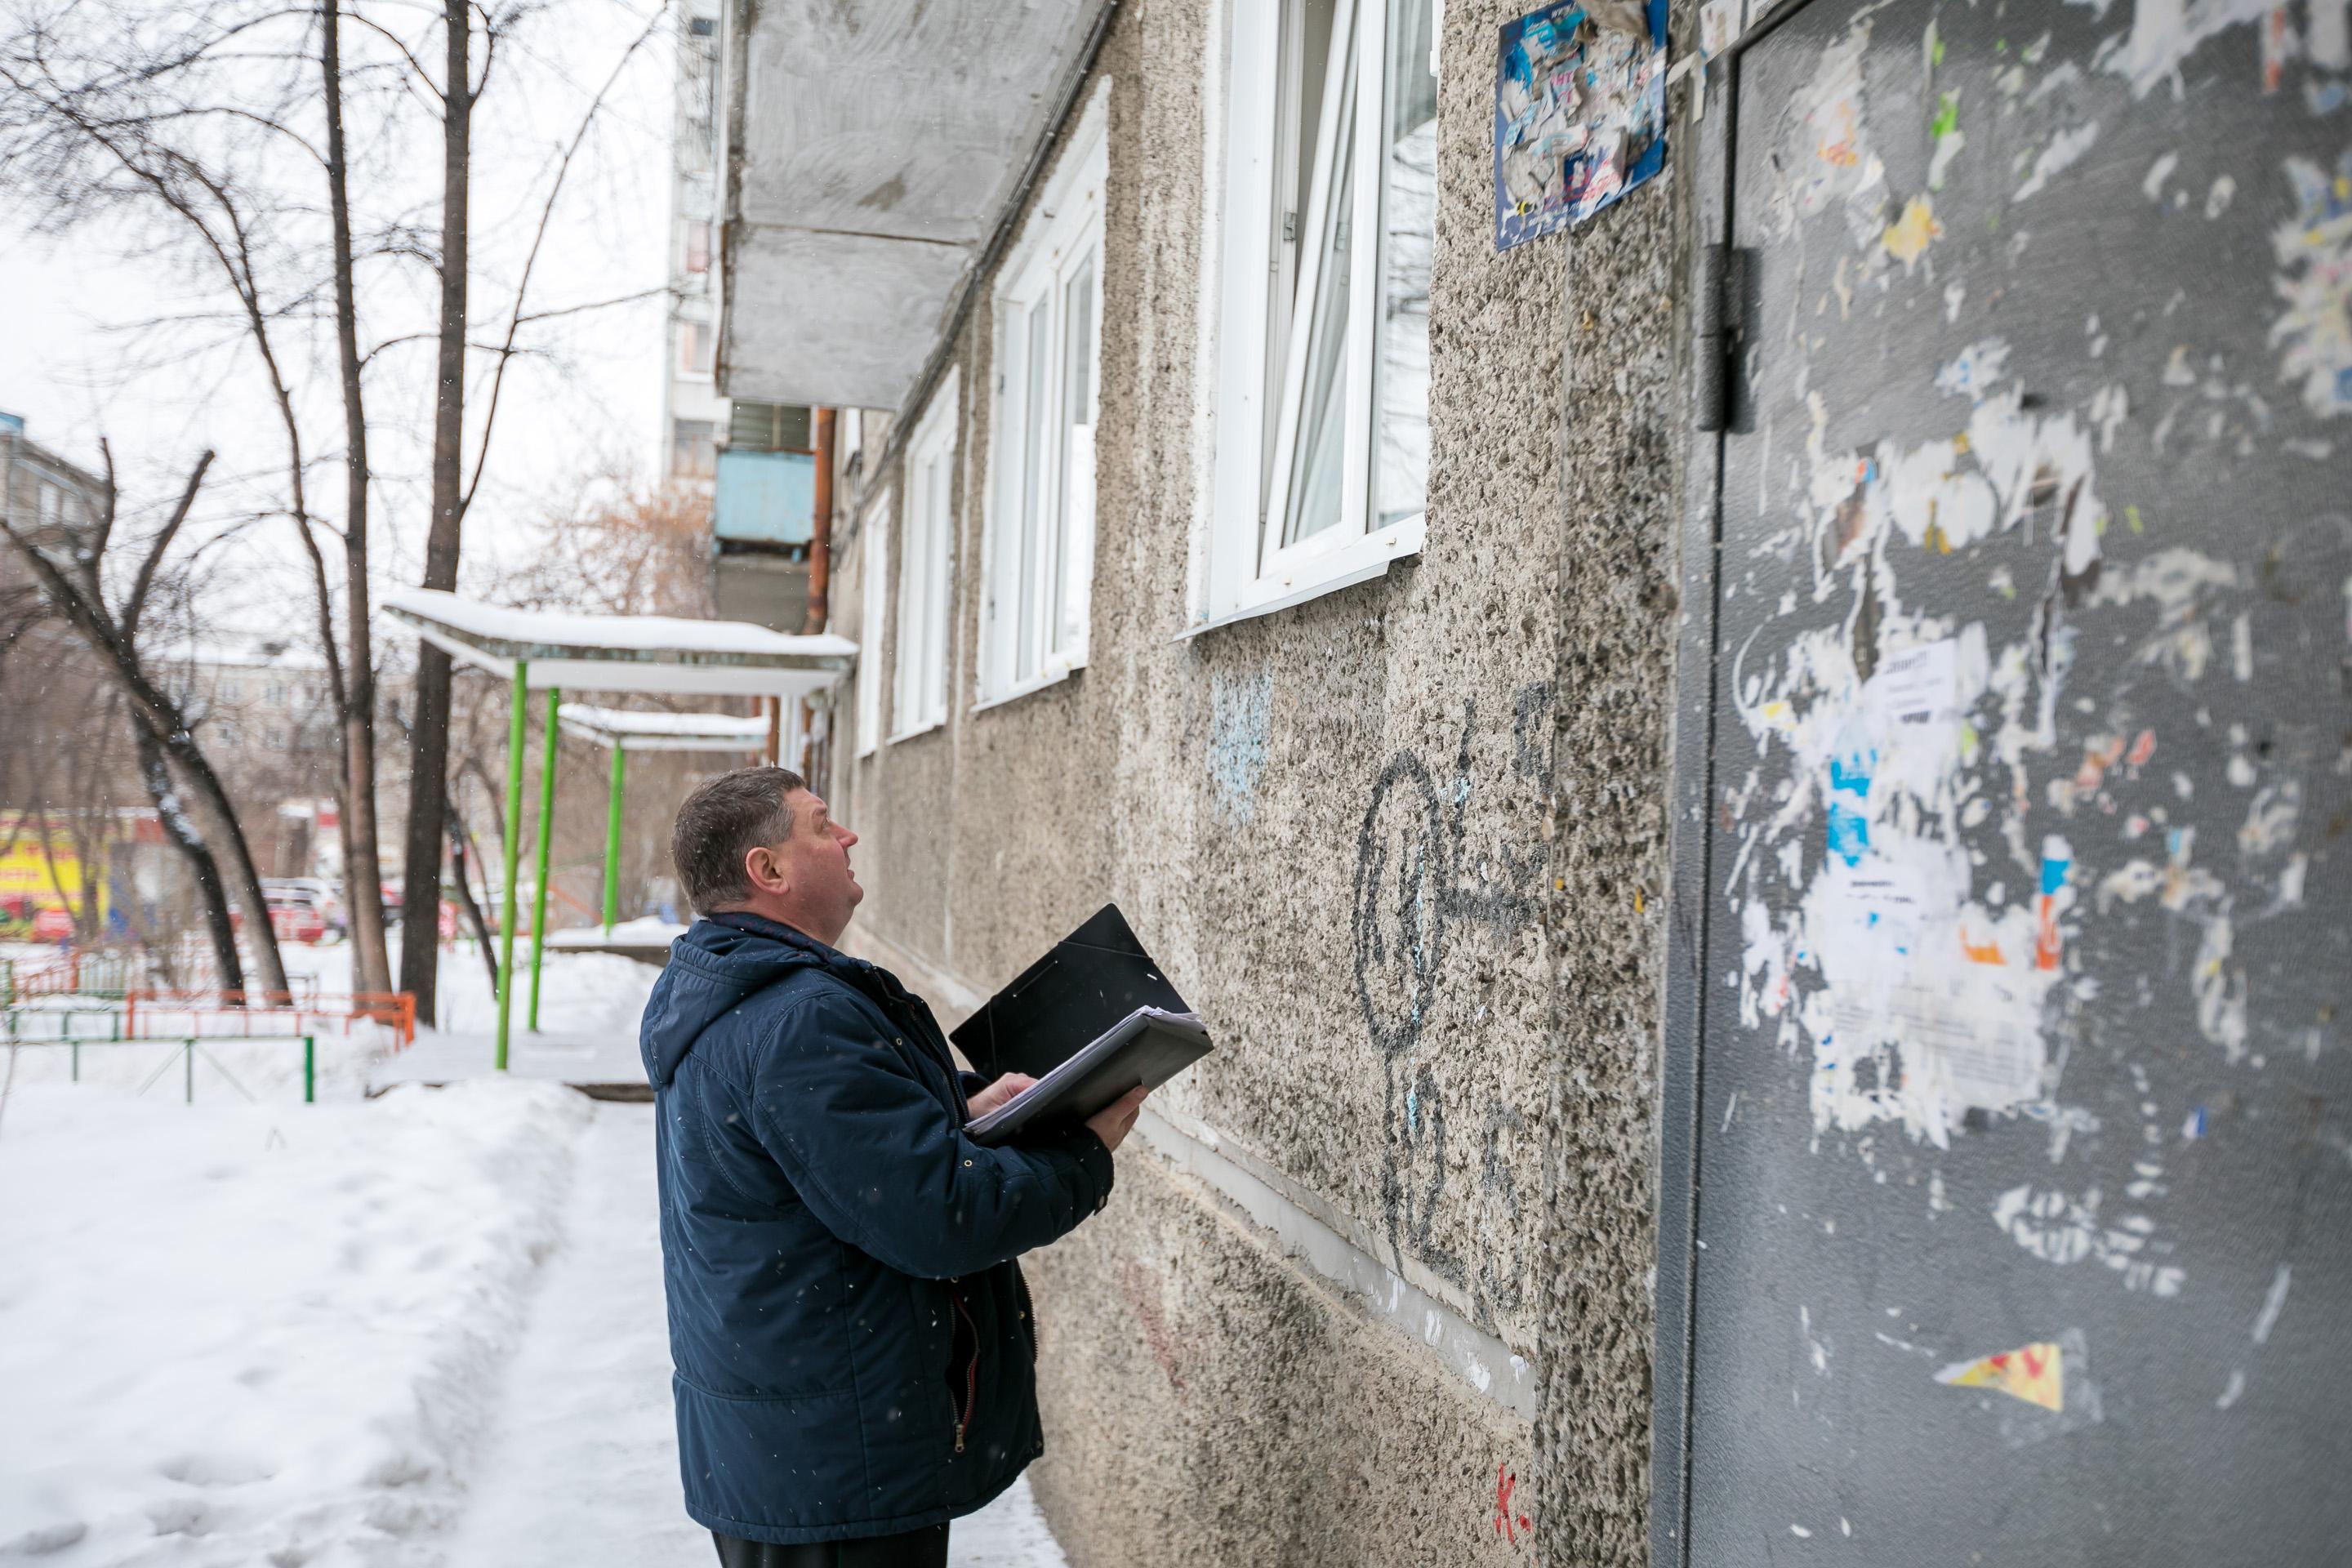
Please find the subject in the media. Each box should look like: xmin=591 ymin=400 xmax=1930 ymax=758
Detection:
xmin=1526 ymin=56 xmax=1688 ymax=1568
xmin=827 ymin=0 xmax=1688 ymax=1562
xmin=1509 ymin=0 xmax=1696 ymax=1560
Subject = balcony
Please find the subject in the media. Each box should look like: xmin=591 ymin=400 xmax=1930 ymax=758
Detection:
xmin=711 ymin=448 xmax=815 ymax=550
xmin=715 ymin=0 xmax=1111 ymax=412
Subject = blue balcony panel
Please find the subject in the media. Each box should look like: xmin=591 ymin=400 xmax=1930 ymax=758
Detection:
xmin=714 ymin=448 xmax=816 ymax=546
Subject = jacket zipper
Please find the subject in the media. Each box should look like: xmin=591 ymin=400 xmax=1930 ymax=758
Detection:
xmin=949 ymin=1285 xmax=980 ymax=1454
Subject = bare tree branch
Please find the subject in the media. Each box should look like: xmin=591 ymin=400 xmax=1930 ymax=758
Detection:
xmin=124 ymin=449 xmax=216 ymax=641
xmin=459 ymin=2 xmax=667 ymax=520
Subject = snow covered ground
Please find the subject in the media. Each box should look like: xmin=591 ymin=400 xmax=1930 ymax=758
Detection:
xmin=0 ymin=941 xmax=1074 ymax=1566
xmin=0 ymin=1078 xmax=591 ymax=1563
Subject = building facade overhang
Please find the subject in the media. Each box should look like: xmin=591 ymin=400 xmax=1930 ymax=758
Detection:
xmin=715 ymin=0 xmax=1115 ymax=412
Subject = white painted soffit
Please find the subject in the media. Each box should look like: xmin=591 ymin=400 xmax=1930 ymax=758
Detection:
xmin=719 ymin=0 xmax=1110 ymax=410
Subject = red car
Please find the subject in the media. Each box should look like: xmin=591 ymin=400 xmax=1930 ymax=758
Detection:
xmin=229 ymin=897 xmax=330 ymax=945
xmin=265 ymin=896 xmax=329 ymax=944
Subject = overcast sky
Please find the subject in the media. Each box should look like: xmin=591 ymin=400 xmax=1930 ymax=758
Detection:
xmin=0 ymin=0 xmax=679 ymax=637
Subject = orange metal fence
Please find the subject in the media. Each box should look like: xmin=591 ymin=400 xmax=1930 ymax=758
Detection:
xmin=122 ymin=990 xmax=416 ymax=1049
xmin=6 ymin=953 xmax=141 ymax=1000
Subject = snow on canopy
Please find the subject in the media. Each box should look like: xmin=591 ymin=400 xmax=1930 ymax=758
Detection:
xmin=556 ymin=704 xmax=773 ymax=751
xmin=381 ymin=589 xmax=857 ymax=698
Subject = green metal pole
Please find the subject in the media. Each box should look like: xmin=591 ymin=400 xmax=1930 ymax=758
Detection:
xmin=185 ymin=1040 xmax=193 ymax=1104
xmin=304 ymin=1036 xmax=314 ymax=1104
xmin=527 ymin=688 xmax=559 ymax=1032
xmin=496 ymin=660 xmax=529 ymax=1071
xmin=603 ymin=744 xmax=626 ymax=933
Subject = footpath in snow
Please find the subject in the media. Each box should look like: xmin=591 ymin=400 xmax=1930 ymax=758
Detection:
xmin=0 ymin=946 xmax=1073 ymax=1566
xmin=450 ymin=1101 xmax=1069 ymax=1568
xmin=373 ymin=942 xmax=666 ymax=1092
xmin=441 ymin=1102 xmax=703 ymax=1564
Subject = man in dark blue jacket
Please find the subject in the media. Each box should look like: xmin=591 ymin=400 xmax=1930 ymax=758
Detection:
xmin=640 ymin=767 xmax=1146 ymax=1568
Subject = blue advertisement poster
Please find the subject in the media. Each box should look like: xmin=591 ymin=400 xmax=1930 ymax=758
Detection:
xmin=1493 ymin=0 xmax=1671 ymax=250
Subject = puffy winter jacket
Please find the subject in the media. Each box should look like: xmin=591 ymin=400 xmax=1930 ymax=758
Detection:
xmin=639 ymin=912 xmax=1114 ymax=1545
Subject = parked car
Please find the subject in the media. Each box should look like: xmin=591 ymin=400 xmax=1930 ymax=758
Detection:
xmin=380 ymin=878 xmax=458 ymax=940
xmin=265 ymin=877 xmax=346 ymax=935
xmin=232 ymin=893 xmax=328 ymax=945
xmin=261 ymin=880 xmax=342 ymax=942
xmin=265 ymin=893 xmax=328 ymax=944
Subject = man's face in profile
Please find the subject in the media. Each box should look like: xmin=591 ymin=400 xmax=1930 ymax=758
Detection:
xmin=766 ymin=787 xmax=862 ymax=937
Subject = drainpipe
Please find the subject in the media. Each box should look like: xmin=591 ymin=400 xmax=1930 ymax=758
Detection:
xmin=799 ymin=407 xmax=836 ymax=783
xmin=805 ymin=407 xmax=835 ymax=635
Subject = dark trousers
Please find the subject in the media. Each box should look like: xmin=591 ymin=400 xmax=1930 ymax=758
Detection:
xmin=710 ymin=1524 xmax=948 ymax=1568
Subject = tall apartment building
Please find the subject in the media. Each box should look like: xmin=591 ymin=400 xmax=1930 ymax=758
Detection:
xmin=664 ymin=2 xmax=824 ymax=636
xmin=715 ymin=3 xmax=2350 ymax=1565
xmin=0 ymin=411 xmax=101 ymax=559
xmin=162 ymin=637 xmax=345 ymax=879
xmin=660 ymin=0 xmax=727 ymax=492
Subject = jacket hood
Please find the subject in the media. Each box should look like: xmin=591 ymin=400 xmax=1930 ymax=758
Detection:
xmin=639 ymin=915 xmax=840 ymax=1087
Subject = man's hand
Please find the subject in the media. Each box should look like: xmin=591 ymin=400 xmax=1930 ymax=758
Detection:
xmin=966 ymin=1072 xmax=1037 ymax=1119
xmin=1084 ymin=1085 xmax=1150 ymax=1153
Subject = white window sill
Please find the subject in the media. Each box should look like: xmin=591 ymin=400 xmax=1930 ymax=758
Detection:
xmin=884 ymin=717 xmax=945 ymax=746
xmin=970 ymin=662 xmax=1082 ymax=715
xmin=1177 ymin=541 xmax=1419 ymax=642
xmin=853 ymin=743 xmax=878 ymax=760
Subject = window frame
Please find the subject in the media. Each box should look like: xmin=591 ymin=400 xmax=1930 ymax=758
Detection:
xmin=1193 ymin=0 xmax=1431 ymax=636
xmin=679 ymin=317 xmax=715 ymax=378
xmin=889 ymin=369 xmax=959 ymax=742
xmin=670 ymin=417 xmax=717 ymax=479
xmin=976 ymin=82 xmax=1109 ymax=712
xmin=853 ymin=485 xmax=894 ymax=758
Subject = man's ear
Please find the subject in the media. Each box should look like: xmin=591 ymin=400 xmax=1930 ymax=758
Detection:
xmin=743 ymin=844 xmax=791 ymax=898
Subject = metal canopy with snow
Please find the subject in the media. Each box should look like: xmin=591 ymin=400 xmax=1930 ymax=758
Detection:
xmin=555 ymin=704 xmax=773 ymax=938
xmin=382 ymin=588 xmax=856 ymax=698
xmin=380 ymin=590 xmax=857 ymax=1070
xmin=555 ymin=704 xmax=774 ymax=752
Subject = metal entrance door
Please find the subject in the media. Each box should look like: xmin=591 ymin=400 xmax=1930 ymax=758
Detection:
xmin=1655 ymin=0 xmax=2350 ymax=1561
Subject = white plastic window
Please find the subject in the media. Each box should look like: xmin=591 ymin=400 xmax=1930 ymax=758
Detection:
xmin=853 ymin=485 xmax=893 ymax=758
xmin=891 ymin=370 xmax=958 ymax=739
xmin=979 ymin=86 xmax=1107 ymax=709
xmin=1196 ymin=0 xmax=1437 ymax=633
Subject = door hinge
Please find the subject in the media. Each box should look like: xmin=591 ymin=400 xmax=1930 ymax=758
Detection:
xmin=1693 ymin=243 xmax=1749 ymax=434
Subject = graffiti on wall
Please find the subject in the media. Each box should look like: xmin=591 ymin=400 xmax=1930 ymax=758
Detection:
xmin=1352 ymin=684 xmax=1555 ymax=1318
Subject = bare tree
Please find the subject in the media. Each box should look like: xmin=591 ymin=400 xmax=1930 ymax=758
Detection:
xmin=507 ymin=479 xmax=716 ymax=619
xmin=320 ymin=0 xmax=394 ymax=995
xmin=395 ymin=0 xmax=478 ymax=1019
xmin=0 ymin=2 xmax=394 ymax=992
xmin=33 ymin=685 xmax=127 ymax=946
xmin=399 ymin=0 xmax=669 ymax=1019
xmin=0 ymin=450 xmax=291 ymax=995
xmin=4 ymin=0 xmax=666 ymax=1017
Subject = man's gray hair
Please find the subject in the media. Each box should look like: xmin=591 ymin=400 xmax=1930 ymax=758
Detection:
xmin=670 ymin=765 xmax=806 ymax=915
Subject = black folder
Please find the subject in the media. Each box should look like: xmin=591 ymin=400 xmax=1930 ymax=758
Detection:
xmin=950 ymin=904 xmax=1212 ymax=1146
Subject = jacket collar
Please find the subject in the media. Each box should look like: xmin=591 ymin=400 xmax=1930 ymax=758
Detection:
xmin=706 ymin=911 xmax=944 ymax=1048
xmin=706 ymin=909 xmax=846 ymax=961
